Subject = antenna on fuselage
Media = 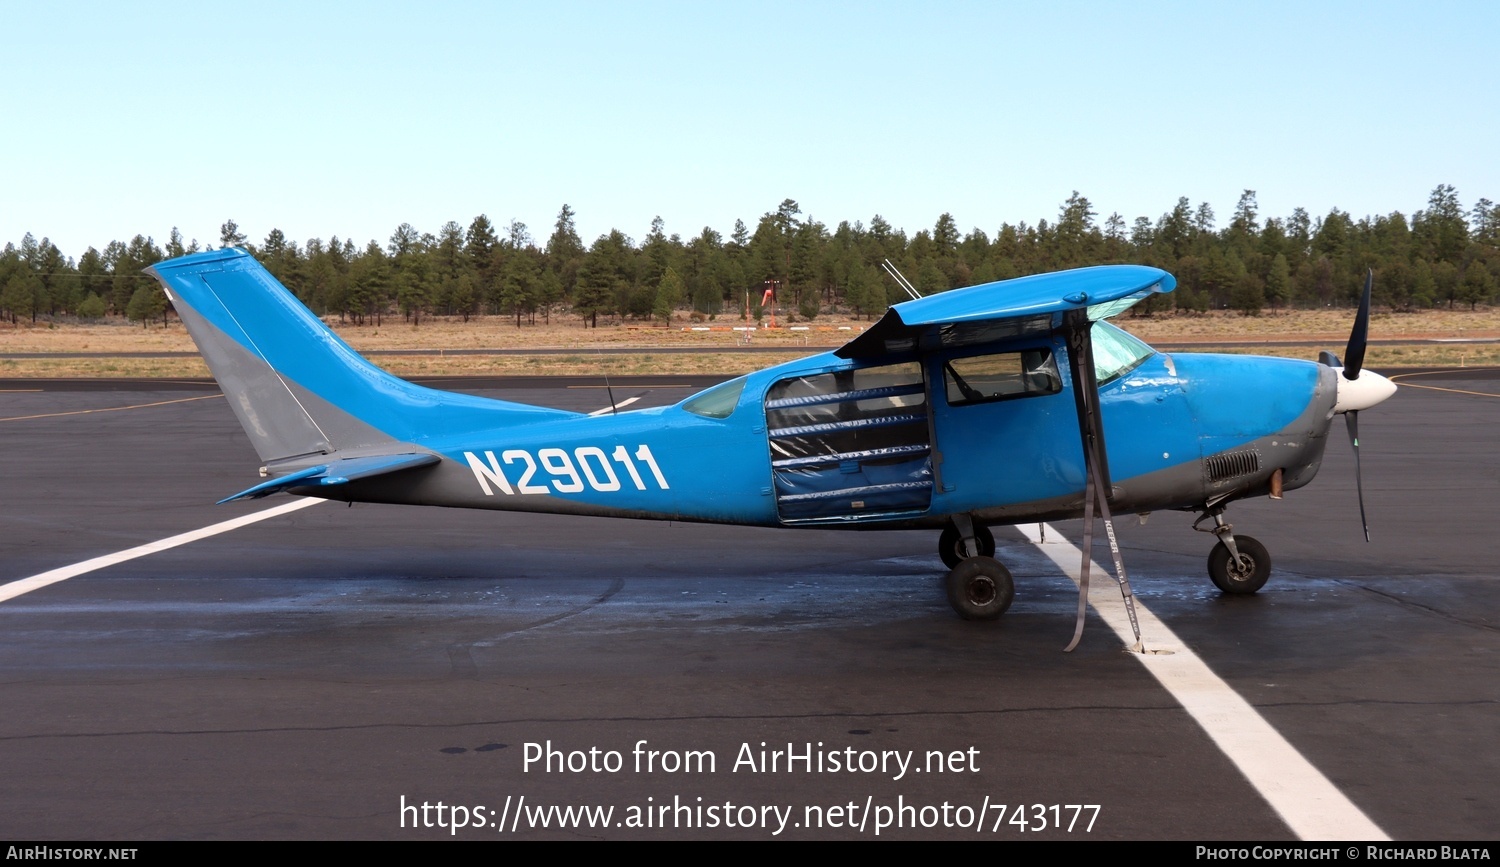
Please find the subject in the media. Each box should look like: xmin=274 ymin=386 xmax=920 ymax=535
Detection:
xmin=595 ymin=346 xmax=618 ymax=414
xmin=881 ymin=259 xmax=923 ymax=301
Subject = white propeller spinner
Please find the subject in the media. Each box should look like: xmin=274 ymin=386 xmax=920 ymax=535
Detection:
xmin=1333 ymin=367 xmax=1397 ymax=414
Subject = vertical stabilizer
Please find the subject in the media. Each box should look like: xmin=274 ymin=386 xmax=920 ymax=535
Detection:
xmin=146 ymin=248 xmax=574 ymax=463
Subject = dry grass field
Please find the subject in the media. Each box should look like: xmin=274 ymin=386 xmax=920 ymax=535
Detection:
xmin=2 ymin=306 xmax=1498 ymax=378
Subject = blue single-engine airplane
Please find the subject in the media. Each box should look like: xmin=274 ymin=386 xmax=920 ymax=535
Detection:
xmin=146 ymin=249 xmax=1395 ymax=646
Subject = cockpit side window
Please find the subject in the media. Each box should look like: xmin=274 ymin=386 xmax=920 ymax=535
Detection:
xmin=943 ymin=348 xmax=1061 ymax=406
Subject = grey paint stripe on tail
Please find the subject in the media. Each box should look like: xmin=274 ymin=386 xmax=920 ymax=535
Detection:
xmin=171 ymin=277 xmax=331 ymax=461
xmin=198 ymin=271 xmax=337 ymax=453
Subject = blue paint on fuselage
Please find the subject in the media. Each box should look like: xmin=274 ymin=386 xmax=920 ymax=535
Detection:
xmin=151 ymin=250 xmax=1333 ymax=530
xmin=421 ymin=352 xmax=853 ymax=525
xmin=422 ymin=343 xmax=1330 ymax=527
xmin=1175 ymin=353 xmax=1326 ymax=452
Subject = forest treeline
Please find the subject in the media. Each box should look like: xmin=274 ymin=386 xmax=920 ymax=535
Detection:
xmin=3 ymin=186 xmax=1498 ymax=328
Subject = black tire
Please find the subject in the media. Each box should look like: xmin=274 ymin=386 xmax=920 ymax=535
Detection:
xmin=938 ymin=523 xmax=996 ymax=569
xmin=945 ymin=556 xmax=1015 ymax=620
xmin=1208 ymin=535 xmax=1271 ymax=595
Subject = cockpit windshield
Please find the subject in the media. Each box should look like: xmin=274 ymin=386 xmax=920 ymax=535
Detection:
xmin=1091 ymin=320 xmax=1155 ymax=384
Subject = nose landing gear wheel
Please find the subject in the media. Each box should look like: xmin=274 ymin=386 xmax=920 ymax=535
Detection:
xmin=938 ymin=523 xmax=996 ymax=569
xmin=945 ymin=556 xmax=1015 ymax=620
xmin=1208 ymin=535 xmax=1271 ymax=594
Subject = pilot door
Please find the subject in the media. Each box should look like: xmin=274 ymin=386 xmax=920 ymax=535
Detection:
xmin=926 ymin=342 xmax=1079 ymax=515
xmin=764 ymin=361 xmax=933 ymax=523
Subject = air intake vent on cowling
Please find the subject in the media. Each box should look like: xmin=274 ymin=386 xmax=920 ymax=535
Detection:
xmin=1205 ymin=449 xmax=1260 ymax=482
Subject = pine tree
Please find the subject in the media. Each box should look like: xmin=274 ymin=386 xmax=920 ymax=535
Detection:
xmin=1265 ymin=254 xmax=1290 ymax=312
xmin=653 ymin=267 xmax=684 ymax=324
xmin=2 ymin=272 xmax=35 ymax=324
xmin=1459 ymin=261 xmax=1492 ymax=310
xmin=126 ymin=285 xmax=165 ymax=327
xmin=1414 ymin=184 xmax=1469 ymax=266
xmin=77 ymin=292 xmax=106 ymax=320
xmin=220 ymin=219 xmax=248 ymax=249
xmin=450 ymin=273 xmax=477 ymax=322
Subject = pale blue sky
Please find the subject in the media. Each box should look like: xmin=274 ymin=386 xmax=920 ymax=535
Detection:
xmin=3 ymin=1 xmax=1496 ymax=257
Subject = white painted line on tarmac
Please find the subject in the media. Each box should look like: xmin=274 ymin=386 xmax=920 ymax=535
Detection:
xmin=1018 ymin=523 xmax=1389 ymax=842
xmin=0 ymin=498 xmax=324 ymax=605
xmin=588 ymin=396 xmax=641 ymax=415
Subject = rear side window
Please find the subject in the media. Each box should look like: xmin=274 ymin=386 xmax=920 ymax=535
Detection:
xmin=764 ymin=362 xmax=933 ymax=520
xmin=682 ymin=376 xmax=746 ymax=419
xmin=765 ymin=364 xmax=927 ymax=458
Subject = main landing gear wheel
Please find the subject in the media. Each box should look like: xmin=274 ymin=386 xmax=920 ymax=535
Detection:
xmin=945 ymin=556 xmax=1015 ymax=620
xmin=1208 ymin=535 xmax=1271 ymax=595
xmin=938 ymin=523 xmax=996 ymax=569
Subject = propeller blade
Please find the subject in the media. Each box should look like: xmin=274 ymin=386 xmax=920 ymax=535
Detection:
xmin=1318 ymin=350 xmax=1342 ymax=368
xmin=1345 ymin=410 xmax=1370 ymax=542
xmin=1344 ymin=270 xmax=1373 ymax=380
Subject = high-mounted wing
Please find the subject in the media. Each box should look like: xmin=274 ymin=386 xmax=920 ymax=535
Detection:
xmin=836 ymin=265 xmax=1174 ymax=359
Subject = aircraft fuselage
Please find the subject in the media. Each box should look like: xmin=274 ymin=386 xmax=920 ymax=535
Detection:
xmin=317 ymin=337 xmax=1338 ymax=532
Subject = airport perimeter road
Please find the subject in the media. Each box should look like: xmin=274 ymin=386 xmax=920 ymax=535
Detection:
xmin=0 ymin=373 xmax=1496 ymax=840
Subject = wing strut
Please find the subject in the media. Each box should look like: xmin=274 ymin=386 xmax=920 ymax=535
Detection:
xmin=1062 ymin=311 xmax=1143 ymax=653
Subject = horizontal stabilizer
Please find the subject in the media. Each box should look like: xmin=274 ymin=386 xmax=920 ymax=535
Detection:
xmin=218 ymin=453 xmax=440 ymax=504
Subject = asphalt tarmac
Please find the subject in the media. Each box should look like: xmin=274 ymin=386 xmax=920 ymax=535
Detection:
xmin=1 ymin=370 xmax=1497 ymax=840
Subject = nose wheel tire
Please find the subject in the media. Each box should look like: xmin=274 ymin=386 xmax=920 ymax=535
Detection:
xmin=939 ymin=523 xmax=996 ymax=569
xmin=945 ymin=556 xmax=1015 ymax=620
xmin=1208 ymin=535 xmax=1271 ymax=595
